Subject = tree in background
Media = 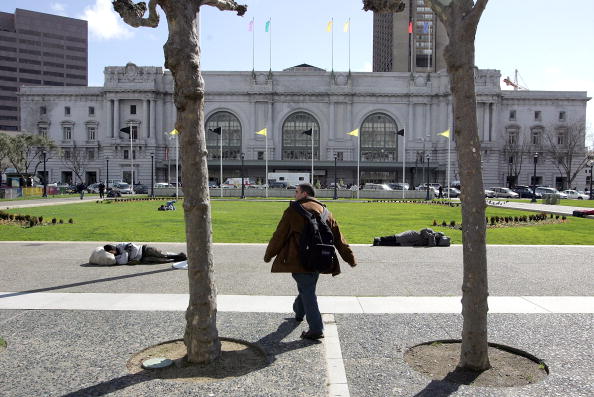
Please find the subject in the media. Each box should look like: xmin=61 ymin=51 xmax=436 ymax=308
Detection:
xmin=59 ymin=143 xmax=88 ymax=184
xmin=502 ymin=132 xmax=530 ymax=188
xmin=542 ymin=119 xmax=589 ymax=190
xmin=112 ymin=0 xmax=247 ymax=364
xmin=0 ymin=132 xmax=56 ymax=184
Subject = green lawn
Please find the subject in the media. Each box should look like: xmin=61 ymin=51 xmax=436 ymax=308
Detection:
xmin=1 ymin=200 xmax=592 ymax=245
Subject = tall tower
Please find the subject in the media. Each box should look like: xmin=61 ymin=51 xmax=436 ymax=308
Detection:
xmin=373 ymin=0 xmax=448 ymax=73
xmin=0 ymin=9 xmax=88 ymax=131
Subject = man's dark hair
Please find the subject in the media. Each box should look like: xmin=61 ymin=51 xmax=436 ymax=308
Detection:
xmin=298 ymin=183 xmax=315 ymax=197
xmin=104 ymin=244 xmax=116 ymax=252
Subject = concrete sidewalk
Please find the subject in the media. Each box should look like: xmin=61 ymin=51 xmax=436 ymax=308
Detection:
xmin=1 ymin=242 xmax=592 ymax=396
xmin=486 ymin=199 xmax=594 ymax=217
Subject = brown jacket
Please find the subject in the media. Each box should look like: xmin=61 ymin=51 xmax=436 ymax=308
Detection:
xmin=264 ymin=198 xmax=356 ymax=275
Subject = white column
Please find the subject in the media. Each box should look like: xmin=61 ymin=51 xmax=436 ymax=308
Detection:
xmin=113 ymin=99 xmax=119 ymax=138
xmin=143 ymin=99 xmax=150 ymax=139
xmin=150 ymin=99 xmax=156 ymax=138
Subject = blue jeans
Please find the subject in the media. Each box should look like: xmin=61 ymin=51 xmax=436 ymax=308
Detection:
xmin=292 ymin=273 xmax=323 ymax=333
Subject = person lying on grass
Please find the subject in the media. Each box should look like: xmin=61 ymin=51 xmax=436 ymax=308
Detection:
xmin=103 ymin=243 xmax=187 ymax=265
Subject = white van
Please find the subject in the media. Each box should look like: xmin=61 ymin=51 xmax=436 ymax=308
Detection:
xmin=363 ymin=183 xmax=393 ymax=191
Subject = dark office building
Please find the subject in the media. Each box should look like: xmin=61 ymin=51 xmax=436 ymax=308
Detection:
xmin=0 ymin=8 xmax=87 ymax=131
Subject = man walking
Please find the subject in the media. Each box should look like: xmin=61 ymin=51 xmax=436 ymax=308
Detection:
xmin=98 ymin=181 xmax=106 ymax=199
xmin=264 ymin=183 xmax=356 ymax=340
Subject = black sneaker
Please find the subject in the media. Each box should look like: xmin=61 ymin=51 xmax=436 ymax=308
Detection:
xmin=300 ymin=330 xmax=324 ymax=340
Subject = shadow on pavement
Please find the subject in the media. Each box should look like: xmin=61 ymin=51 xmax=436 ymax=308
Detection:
xmin=57 ymin=319 xmax=313 ymax=396
xmin=0 ymin=267 xmax=175 ymax=299
xmin=413 ymin=368 xmax=481 ymax=396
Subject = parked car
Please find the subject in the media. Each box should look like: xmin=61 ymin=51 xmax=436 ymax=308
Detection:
xmin=535 ymin=186 xmax=567 ymax=199
xmin=443 ymin=187 xmax=461 ymax=198
xmin=484 ymin=189 xmax=496 ymax=198
xmin=416 ymin=185 xmax=439 ymax=196
xmin=86 ymin=183 xmax=100 ymax=193
xmin=113 ymin=182 xmax=133 ymax=194
xmin=154 ymin=182 xmax=172 ymax=188
xmin=416 ymin=183 xmax=442 ymax=191
xmin=512 ymin=185 xmax=542 ymax=199
xmin=208 ymin=181 xmax=218 ymax=188
xmin=268 ymin=181 xmax=288 ymax=188
xmin=388 ymin=183 xmax=409 ymax=190
xmin=133 ymin=183 xmax=148 ymax=194
xmin=363 ymin=183 xmax=393 ymax=191
xmin=561 ymin=190 xmax=588 ymax=200
xmin=489 ymin=187 xmax=519 ymax=198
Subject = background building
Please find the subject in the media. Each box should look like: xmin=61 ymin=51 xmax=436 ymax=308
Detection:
xmin=373 ymin=0 xmax=448 ymax=73
xmin=19 ymin=63 xmax=590 ymax=191
xmin=0 ymin=8 xmax=88 ymax=131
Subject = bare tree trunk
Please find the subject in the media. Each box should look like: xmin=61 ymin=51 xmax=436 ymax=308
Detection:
xmin=159 ymin=0 xmax=220 ymax=363
xmin=425 ymin=0 xmax=491 ymax=371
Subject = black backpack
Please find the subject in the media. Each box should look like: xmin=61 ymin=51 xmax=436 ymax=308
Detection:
xmin=291 ymin=201 xmax=337 ymax=273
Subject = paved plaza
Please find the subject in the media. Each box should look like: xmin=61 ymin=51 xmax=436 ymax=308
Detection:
xmin=0 ymin=240 xmax=592 ymax=396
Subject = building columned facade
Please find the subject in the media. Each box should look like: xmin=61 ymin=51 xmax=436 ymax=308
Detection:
xmin=18 ymin=63 xmax=590 ymax=190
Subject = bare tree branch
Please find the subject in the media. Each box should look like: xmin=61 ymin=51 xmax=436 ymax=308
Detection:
xmin=201 ymin=0 xmax=246 ymax=15
xmin=362 ymin=0 xmax=406 ymax=13
xmin=112 ymin=0 xmax=160 ymax=28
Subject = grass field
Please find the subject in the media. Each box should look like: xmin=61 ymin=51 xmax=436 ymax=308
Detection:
xmin=1 ymin=199 xmax=593 ymax=245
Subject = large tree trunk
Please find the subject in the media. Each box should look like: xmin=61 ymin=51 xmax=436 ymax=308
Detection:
xmin=425 ymin=0 xmax=491 ymax=371
xmin=160 ymin=0 xmax=220 ymax=363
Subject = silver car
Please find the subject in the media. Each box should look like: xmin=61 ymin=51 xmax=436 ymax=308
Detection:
xmin=489 ymin=187 xmax=519 ymax=198
xmin=113 ymin=182 xmax=133 ymax=194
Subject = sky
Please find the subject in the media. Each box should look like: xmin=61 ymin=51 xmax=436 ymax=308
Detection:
xmin=2 ymin=0 xmax=593 ymax=135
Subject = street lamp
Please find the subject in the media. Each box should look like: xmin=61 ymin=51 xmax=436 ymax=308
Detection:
xmin=41 ymin=150 xmax=47 ymax=197
xmin=240 ymin=152 xmax=245 ymax=199
xmin=531 ymin=152 xmax=539 ymax=203
xmin=587 ymin=159 xmax=594 ymax=200
xmin=333 ymin=154 xmax=338 ymax=200
xmin=150 ymin=153 xmax=154 ymax=197
xmin=425 ymin=153 xmax=431 ymax=200
xmin=106 ymin=158 xmax=110 ymax=190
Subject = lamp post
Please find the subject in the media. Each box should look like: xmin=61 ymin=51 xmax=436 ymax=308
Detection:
xmin=150 ymin=153 xmax=154 ymax=197
xmin=240 ymin=152 xmax=245 ymax=199
xmin=531 ymin=152 xmax=539 ymax=203
xmin=333 ymin=154 xmax=338 ymax=200
xmin=106 ymin=158 xmax=110 ymax=190
xmin=587 ymin=159 xmax=594 ymax=200
xmin=42 ymin=150 xmax=47 ymax=197
xmin=425 ymin=153 xmax=431 ymax=200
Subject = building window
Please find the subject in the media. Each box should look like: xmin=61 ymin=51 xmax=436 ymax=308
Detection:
xmin=530 ymin=127 xmax=542 ymax=145
xmin=63 ymin=150 xmax=71 ymax=160
xmin=40 ymin=106 xmax=46 ymax=115
xmin=64 ymin=106 xmax=70 ymax=116
xmin=559 ymin=111 xmax=566 ymax=122
xmin=38 ymin=126 xmax=47 ymax=137
xmin=282 ymin=112 xmax=320 ymax=160
xmin=130 ymin=105 xmax=136 ymax=114
xmin=205 ymin=111 xmax=242 ymax=160
xmin=335 ymin=152 xmax=344 ymax=161
xmin=534 ymin=111 xmax=541 ymax=121
xmin=360 ymin=113 xmax=398 ymax=162
xmin=124 ymin=150 xmax=129 ymax=160
xmin=87 ymin=150 xmax=94 ymax=160
xmin=63 ymin=126 xmax=72 ymax=140
xmin=557 ymin=128 xmax=567 ymax=146
xmin=509 ymin=110 xmax=516 ymax=121
xmin=506 ymin=127 xmax=519 ymax=145
xmin=87 ymin=126 xmax=96 ymax=141
xmin=131 ymin=125 xmax=138 ymax=140
xmin=88 ymin=106 xmax=95 ymax=116
xmin=257 ymin=151 xmax=264 ymax=160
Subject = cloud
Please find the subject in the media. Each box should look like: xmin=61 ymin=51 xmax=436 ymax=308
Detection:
xmin=79 ymin=0 xmax=134 ymax=40
xmin=50 ymin=3 xmax=67 ymax=16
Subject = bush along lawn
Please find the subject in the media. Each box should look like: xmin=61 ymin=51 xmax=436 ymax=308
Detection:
xmin=0 ymin=200 xmax=593 ymax=245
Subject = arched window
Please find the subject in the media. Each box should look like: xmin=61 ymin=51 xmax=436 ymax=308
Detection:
xmin=506 ymin=126 xmax=519 ymax=145
xmin=530 ymin=126 xmax=543 ymax=146
xmin=282 ymin=112 xmax=320 ymax=160
xmin=205 ymin=111 xmax=242 ymax=160
xmin=360 ymin=113 xmax=398 ymax=162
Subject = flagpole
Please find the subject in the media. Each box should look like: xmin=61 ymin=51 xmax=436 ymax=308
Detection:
xmin=402 ymin=133 xmax=406 ymax=199
xmin=311 ymin=129 xmax=314 ymax=184
xmin=348 ymin=18 xmax=351 ymax=73
xmin=251 ymin=17 xmax=255 ymax=73
xmin=220 ymin=128 xmax=223 ymax=198
xmin=175 ymin=133 xmax=179 ymax=199
xmin=357 ymin=132 xmax=360 ymax=199
xmin=331 ymin=17 xmax=334 ymax=73
xmin=265 ymin=132 xmax=268 ymax=198
xmin=447 ymin=132 xmax=451 ymax=200
xmin=130 ymin=129 xmax=134 ymax=194
xmin=268 ymin=18 xmax=272 ymax=73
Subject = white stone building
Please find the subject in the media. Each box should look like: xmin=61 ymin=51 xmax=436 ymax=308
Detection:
xmin=18 ymin=63 xmax=590 ymax=190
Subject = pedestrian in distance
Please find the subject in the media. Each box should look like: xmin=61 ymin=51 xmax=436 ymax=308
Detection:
xmin=264 ymin=183 xmax=356 ymax=340
xmin=98 ymin=181 xmax=106 ymax=199
xmin=438 ymin=185 xmax=443 ymax=198
xmin=76 ymin=181 xmax=86 ymax=200
xmin=103 ymin=243 xmax=187 ymax=265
